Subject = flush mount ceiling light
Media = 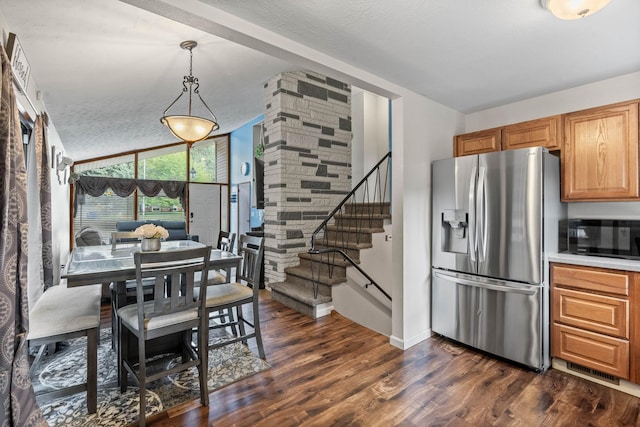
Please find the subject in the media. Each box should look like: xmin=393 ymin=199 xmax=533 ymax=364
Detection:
xmin=161 ymin=40 xmax=219 ymax=143
xmin=540 ymin=0 xmax=612 ymax=19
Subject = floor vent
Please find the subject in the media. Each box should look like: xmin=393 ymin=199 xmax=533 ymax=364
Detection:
xmin=566 ymin=362 xmax=620 ymax=385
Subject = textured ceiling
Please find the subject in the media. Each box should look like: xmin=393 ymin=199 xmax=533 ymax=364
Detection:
xmin=0 ymin=0 xmax=295 ymax=161
xmin=202 ymin=0 xmax=640 ymax=112
xmin=1 ymin=0 xmax=639 ymax=161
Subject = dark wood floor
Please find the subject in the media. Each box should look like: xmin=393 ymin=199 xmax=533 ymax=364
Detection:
xmin=101 ymin=291 xmax=640 ymax=427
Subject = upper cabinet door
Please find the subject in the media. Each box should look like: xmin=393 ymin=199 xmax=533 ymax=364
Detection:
xmin=562 ymin=101 xmax=639 ymax=201
xmin=454 ymin=128 xmax=501 ymax=157
xmin=502 ymin=115 xmax=562 ymax=151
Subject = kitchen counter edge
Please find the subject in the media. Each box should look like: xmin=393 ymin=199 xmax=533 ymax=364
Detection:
xmin=548 ymin=252 xmax=640 ymax=272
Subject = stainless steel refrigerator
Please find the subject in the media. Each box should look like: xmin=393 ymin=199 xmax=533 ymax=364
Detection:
xmin=431 ymin=146 xmax=566 ymax=371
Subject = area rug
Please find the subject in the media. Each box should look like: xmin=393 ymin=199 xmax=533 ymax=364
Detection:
xmin=33 ymin=328 xmax=270 ymax=426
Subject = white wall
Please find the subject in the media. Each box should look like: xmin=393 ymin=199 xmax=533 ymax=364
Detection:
xmin=351 ymin=87 xmax=390 ymax=184
xmin=346 ymin=88 xmax=464 ymax=347
xmin=334 ymin=89 xmax=392 ymax=335
xmin=48 ymin=123 xmax=72 ymax=284
xmin=352 ymin=88 xmax=365 ymax=183
xmin=1 ymin=16 xmax=71 ymax=299
xmin=465 ymin=71 xmax=640 ymax=220
xmin=390 ymin=92 xmax=464 ymax=349
xmin=334 ymin=224 xmax=393 ymax=336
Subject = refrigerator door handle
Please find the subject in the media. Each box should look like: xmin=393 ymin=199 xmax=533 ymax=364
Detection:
xmin=433 ymin=271 xmax=538 ymax=296
xmin=477 ymin=166 xmax=488 ymax=262
xmin=468 ymin=166 xmax=477 ymax=263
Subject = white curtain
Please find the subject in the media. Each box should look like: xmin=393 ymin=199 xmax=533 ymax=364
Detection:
xmin=26 ymin=128 xmax=44 ymax=310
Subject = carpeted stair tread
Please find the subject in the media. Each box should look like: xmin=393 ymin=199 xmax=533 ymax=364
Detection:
xmin=270 ymin=281 xmax=332 ymax=306
xmin=298 ymin=251 xmax=359 ymax=266
xmin=334 ymin=213 xmax=391 ymax=220
xmin=315 ymin=240 xmax=373 ymax=250
xmin=325 ymin=225 xmax=385 ymax=233
xmin=284 ymin=266 xmax=347 ymax=286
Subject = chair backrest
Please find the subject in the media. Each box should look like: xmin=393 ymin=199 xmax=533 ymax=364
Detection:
xmin=237 ymin=234 xmax=264 ymax=288
xmin=75 ymin=226 xmax=104 ymax=247
xmin=217 ymin=231 xmax=236 ymax=253
xmin=111 ymin=231 xmax=139 ymax=251
xmin=133 ymin=246 xmax=211 ymax=323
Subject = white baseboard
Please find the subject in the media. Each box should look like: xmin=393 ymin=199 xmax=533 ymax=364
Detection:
xmin=315 ymin=303 xmax=334 ymax=318
xmin=389 ymin=329 xmax=432 ymax=350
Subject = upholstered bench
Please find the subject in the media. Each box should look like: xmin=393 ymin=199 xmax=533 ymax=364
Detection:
xmin=115 ymin=220 xmax=198 ymax=241
xmin=27 ymin=283 xmax=102 ymax=414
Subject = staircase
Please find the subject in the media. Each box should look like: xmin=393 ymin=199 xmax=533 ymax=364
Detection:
xmin=270 ymin=152 xmax=392 ymax=318
xmin=270 ymin=202 xmax=391 ymax=318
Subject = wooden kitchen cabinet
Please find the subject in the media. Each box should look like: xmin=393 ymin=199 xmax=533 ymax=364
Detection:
xmin=454 ymin=115 xmax=561 ymax=157
xmin=553 ymin=323 xmax=630 ymax=379
xmin=553 ymin=287 xmax=628 ymax=338
xmin=453 ymin=128 xmax=501 ymax=157
xmin=502 ymin=115 xmax=562 ymax=151
xmin=562 ymin=100 xmax=639 ymax=201
xmin=551 ymin=263 xmax=639 ymax=382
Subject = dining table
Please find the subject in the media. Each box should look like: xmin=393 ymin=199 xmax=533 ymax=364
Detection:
xmin=63 ymin=239 xmax=242 ymax=290
xmin=62 ymin=239 xmax=243 ymax=377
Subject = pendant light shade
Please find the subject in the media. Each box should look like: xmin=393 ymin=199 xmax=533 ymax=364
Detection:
xmin=161 ymin=41 xmax=219 ymax=143
xmin=161 ymin=115 xmax=217 ymax=143
xmin=540 ymin=0 xmax=612 ymax=19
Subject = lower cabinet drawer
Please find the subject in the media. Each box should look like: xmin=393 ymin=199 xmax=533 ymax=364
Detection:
xmin=552 ymin=323 xmax=629 ymax=379
xmin=553 ymin=287 xmax=629 ymax=338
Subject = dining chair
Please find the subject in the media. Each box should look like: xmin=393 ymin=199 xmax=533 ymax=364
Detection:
xmin=194 ymin=230 xmax=237 ymax=288
xmin=196 ymin=234 xmax=265 ymax=360
xmin=110 ymin=230 xmax=138 ymax=250
xmin=27 ymin=281 xmax=102 ymax=414
xmin=198 ymin=230 xmax=238 ymax=330
xmin=218 ymin=230 xmax=236 ymax=253
xmin=117 ymin=246 xmax=211 ymax=427
xmin=109 ymin=231 xmax=155 ymax=348
xmin=211 ymin=230 xmax=236 ymax=284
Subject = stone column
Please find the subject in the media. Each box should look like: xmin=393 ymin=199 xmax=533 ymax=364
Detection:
xmin=262 ymin=71 xmax=352 ymax=284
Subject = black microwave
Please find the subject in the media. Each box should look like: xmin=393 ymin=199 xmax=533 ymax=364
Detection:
xmin=568 ymin=219 xmax=640 ymax=259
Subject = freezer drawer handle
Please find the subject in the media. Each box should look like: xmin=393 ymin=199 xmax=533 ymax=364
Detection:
xmin=434 ymin=271 xmax=537 ymax=295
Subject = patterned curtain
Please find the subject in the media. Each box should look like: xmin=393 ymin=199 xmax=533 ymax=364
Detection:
xmin=0 ymin=46 xmax=46 ymax=425
xmin=35 ymin=116 xmax=53 ymax=290
xmin=73 ymin=176 xmax=188 ymax=215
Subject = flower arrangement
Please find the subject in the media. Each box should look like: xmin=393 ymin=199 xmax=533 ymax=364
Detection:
xmin=134 ymin=224 xmax=169 ymax=240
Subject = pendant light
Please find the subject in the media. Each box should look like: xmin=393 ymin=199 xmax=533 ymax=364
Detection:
xmin=161 ymin=40 xmax=219 ymax=143
xmin=540 ymin=0 xmax=612 ymax=20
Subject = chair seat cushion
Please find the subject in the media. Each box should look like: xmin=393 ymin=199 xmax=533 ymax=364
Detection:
xmin=28 ymin=284 xmax=101 ymax=340
xmin=194 ymin=270 xmax=227 ymax=286
xmin=194 ymin=283 xmax=252 ymax=307
xmin=118 ymin=301 xmax=198 ymax=332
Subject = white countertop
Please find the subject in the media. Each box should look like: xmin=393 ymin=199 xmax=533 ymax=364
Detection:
xmin=548 ymin=252 xmax=640 ymax=272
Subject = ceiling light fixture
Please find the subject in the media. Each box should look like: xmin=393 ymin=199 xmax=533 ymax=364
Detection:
xmin=161 ymin=40 xmax=219 ymax=143
xmin=540 ymin=0 xmax=612 ymax=19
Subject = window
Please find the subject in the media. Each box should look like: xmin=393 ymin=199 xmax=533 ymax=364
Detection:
xmin=190 ymin=135 xmax=229 ymax=183
xmin=75 ymin=154 xmax=135 ymax=178
xmin=138 ymin=145 xmax=186 ymax=181
xmin=71 ymin=137 xmax=230 ymax=244
xmin=73 ymin=155 xmax=136 ymax=241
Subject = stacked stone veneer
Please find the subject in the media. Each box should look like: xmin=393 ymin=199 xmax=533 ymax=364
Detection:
xmin=262 ymin=71 xmax=352 ymax=284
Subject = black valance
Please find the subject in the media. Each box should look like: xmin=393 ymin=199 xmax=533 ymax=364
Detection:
xmin=73 ymin=176 xmax=187 ymax=216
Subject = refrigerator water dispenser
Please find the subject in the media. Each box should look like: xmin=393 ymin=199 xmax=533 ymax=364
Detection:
xmin=441 ymin=209 xmax=468 ymax=253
